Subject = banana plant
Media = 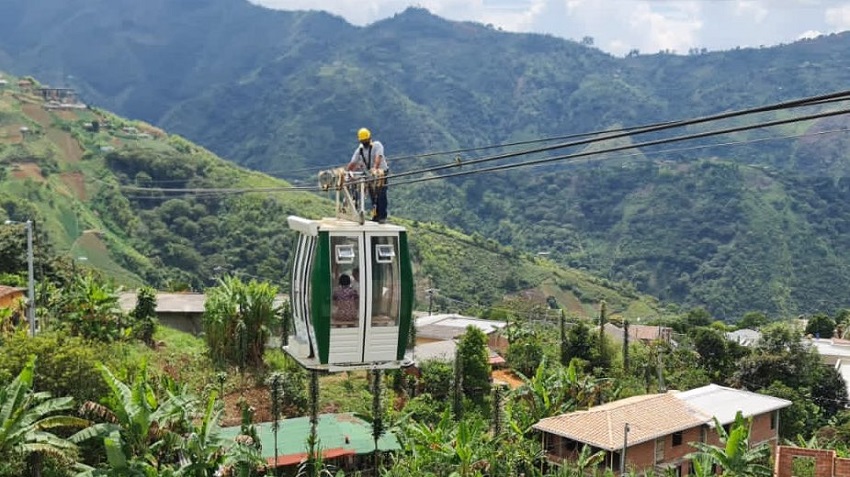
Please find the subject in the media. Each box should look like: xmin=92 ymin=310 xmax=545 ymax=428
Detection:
xmin=687 ymin=412 xmax=771 ymax=477
xmin=0 ymin=355 xmax=91 ymax=476
xmin=73 ymin=362 xmax=193 ymax=473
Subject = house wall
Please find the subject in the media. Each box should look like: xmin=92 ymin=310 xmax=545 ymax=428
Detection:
xmin=489 ymin=332 xmax=508 ymax=354
xmin=542 ymin=412 xmax=781 ymax=475
xmin=750 ymin=411 xmax=778 ymax=444
xmin=775 ymin=447 xmax=836 ymax=477
xmin=662 ymin=426 xmax=703 ymax=464
xmin=625 ymin=440 xmax=658 ymax=472
xmin=159 ymin=312 xmax=203 ymax=335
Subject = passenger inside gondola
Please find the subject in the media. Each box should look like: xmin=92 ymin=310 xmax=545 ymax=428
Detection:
xmin=332 ymin=273 xmax=359 ymax=328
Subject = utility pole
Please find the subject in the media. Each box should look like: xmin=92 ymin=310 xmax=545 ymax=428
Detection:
xmin=26 ymin=220 xmax=34 ymax=337
xmin=620 ymin=423 xmax=630 ymax=475
xmin=657 ymin=346 xmax=666 ymax=392
xmin=623 ymin=319 xmax=630 ymax=373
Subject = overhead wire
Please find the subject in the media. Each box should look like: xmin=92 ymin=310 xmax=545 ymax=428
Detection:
xmin=390 ymin=107 xmax=850 ymax=187
xmin=113 ymin=89 xmax=850 ymax=198
xmin=387 ymin=90 xmax=850 ymax=181
xmin=119 ymin=121 xmax=681 ymax=184
xmin=120 ymin=110 xmax=850 ymax=200
xmin=117 ymin=89 xmax=850 ymax=185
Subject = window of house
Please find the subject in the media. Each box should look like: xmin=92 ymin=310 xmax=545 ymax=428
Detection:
xmin=672 ymin=431 xmax=683 ymax=447
xmin=770 ymin=411 xmax=777 ymax=430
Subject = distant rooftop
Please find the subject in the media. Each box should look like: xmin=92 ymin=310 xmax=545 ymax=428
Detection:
xmin=726 ymin=328 xmax=762 ymax=347
xmin=118 ymin=291 xmax=287 ymax=314
xmin=118 ymin=292 xmax=206 ymax=314
xmin=413 ymin=339 xmax=505 ymax=365
xmin=809 ymin=338 xmax=850 ymax=359
xmin=0 ymin=285 xmax=26 ymax=299
xmin=415 ymin=313 xmax=506 ymax=341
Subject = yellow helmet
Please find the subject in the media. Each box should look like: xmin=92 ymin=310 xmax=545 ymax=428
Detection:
xmin=357 ymin=128 xmax=371 ymax=141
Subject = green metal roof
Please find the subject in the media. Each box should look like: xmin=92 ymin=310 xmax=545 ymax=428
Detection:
xmin=219 ymin=413 xmax=401 ymax=462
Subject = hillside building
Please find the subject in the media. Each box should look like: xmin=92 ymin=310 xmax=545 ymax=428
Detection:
xmin=534 ymin=384 xmax=791 ymax=475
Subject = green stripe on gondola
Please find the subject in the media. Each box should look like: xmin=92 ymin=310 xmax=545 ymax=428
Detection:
xmin=397 ymin=231 xmax=414 ymax=360
xmin=311 ymin=232 xmax=332 ymax=364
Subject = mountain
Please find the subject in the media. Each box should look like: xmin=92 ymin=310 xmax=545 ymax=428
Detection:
xmin=4 ymin=0 xmax=850 ymax=317
xmin=0 ymin=72 xmax=661 ymax=320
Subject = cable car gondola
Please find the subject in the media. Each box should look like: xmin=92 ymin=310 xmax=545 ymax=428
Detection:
xmin=284 ymin=169 xmax=414 ymax=371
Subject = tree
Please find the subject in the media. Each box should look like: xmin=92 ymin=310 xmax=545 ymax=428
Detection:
xmin=506 ymin=337 xmax=544 ymax=377
xmin=805 ymin=313 xmax=835 ymax=338
xmin=559 ymin=311 xmax=569 ymax=366
xmin=456 ymin=326 xmax=491 ymax=402
xmin=690 ymin=327 xmax=732 ymax=381
xmin=131 ymin=286 xmax=157 ymax=346
xmin=687 ymin=412 xmax=771 ymax=477
xmin=418 ymin=360 xmax=453 ymax=400
xmin=760 ymin=382 xmax=820 ymax=441
xmin=0 ymin=355 xmax=90 ymax=477
xmin=737 ymin=311 xmax=768 ymax=330
xmin=566 ymin=320 xmax=594 ymax=364
xmin=684 ymin=307 xmax=714 ymax=328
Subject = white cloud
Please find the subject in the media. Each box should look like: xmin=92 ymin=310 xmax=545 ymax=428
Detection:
xmin=251 ymin=0 xmax=847 ymax=56
xmin=826 ymin=3 xmax=850 ymax=29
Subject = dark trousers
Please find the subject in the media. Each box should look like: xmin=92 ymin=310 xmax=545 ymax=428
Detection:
xmin=369 ymin=181 xmax=388 ymax=220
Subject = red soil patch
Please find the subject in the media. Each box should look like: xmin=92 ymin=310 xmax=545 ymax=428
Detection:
xmin=75 ymin=230 xmax=108 ymax=255
xmin=21 ymin=103 xmax=51 ymax=127
xmin=60 ymin=171 xmax=87 ymax=199
xmin=0 ymin=125 xmax=24 ymax=144
xmin=222 ymin=386 xmax=274 ymax=427
xmin=10 ymin=163 xmax=45 ymax=182
xmin=54 ymin=110 xmax=79 ymax=121
xmin=492 ymin=369 xmax=524 ymax=389
xmin=47 ymin=128 xmax=84 ymax=162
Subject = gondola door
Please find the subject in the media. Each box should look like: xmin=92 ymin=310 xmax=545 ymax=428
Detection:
xmin=327 ymin=232 xmax=366 ymax=364
xmin=362 ymin=232 xmax=402 ymax=363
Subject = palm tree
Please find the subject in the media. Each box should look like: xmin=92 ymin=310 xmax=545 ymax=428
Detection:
xmin=687 ymin=411 xmax=772 ymax=477
xmin=0 ymin=355 xmax=90 ymax=477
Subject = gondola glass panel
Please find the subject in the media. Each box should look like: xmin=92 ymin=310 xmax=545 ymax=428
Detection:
xmin=328 ymin=234 xmax=364 ymax=364
xmin=364 ymin=234 xmax=401 ymax=362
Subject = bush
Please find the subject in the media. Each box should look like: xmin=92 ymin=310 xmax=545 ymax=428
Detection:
xmin=0 ymin=330 xmax=109 ymax=404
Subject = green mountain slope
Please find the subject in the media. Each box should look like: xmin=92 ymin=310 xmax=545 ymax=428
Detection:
xmin=5 ymin=1 xmax=850 ymax=317
xmin=0 ymin=73 xmax=661 ymax=320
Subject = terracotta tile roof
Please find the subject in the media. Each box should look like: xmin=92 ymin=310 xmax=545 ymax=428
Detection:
xmin=533 ymin=384 xmax=793 ymax=451
xmin=0 ymin=286 xmax=25 ymax=299
xmin=533 ymin=393 xmax=709 ymax=450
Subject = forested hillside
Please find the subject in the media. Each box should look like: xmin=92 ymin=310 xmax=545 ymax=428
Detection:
xmin=0 ymin=73 xmax=660 ymax=319
xmin=4 ymin=0 xmax=850 ymax=317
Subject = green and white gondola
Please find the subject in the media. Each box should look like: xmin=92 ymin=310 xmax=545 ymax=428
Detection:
xmin=285 ymin=215 xmax=414 ymax=371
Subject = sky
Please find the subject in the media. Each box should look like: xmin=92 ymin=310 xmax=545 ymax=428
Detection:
xmin=251 ymin=0 xmax=850 ymax=57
